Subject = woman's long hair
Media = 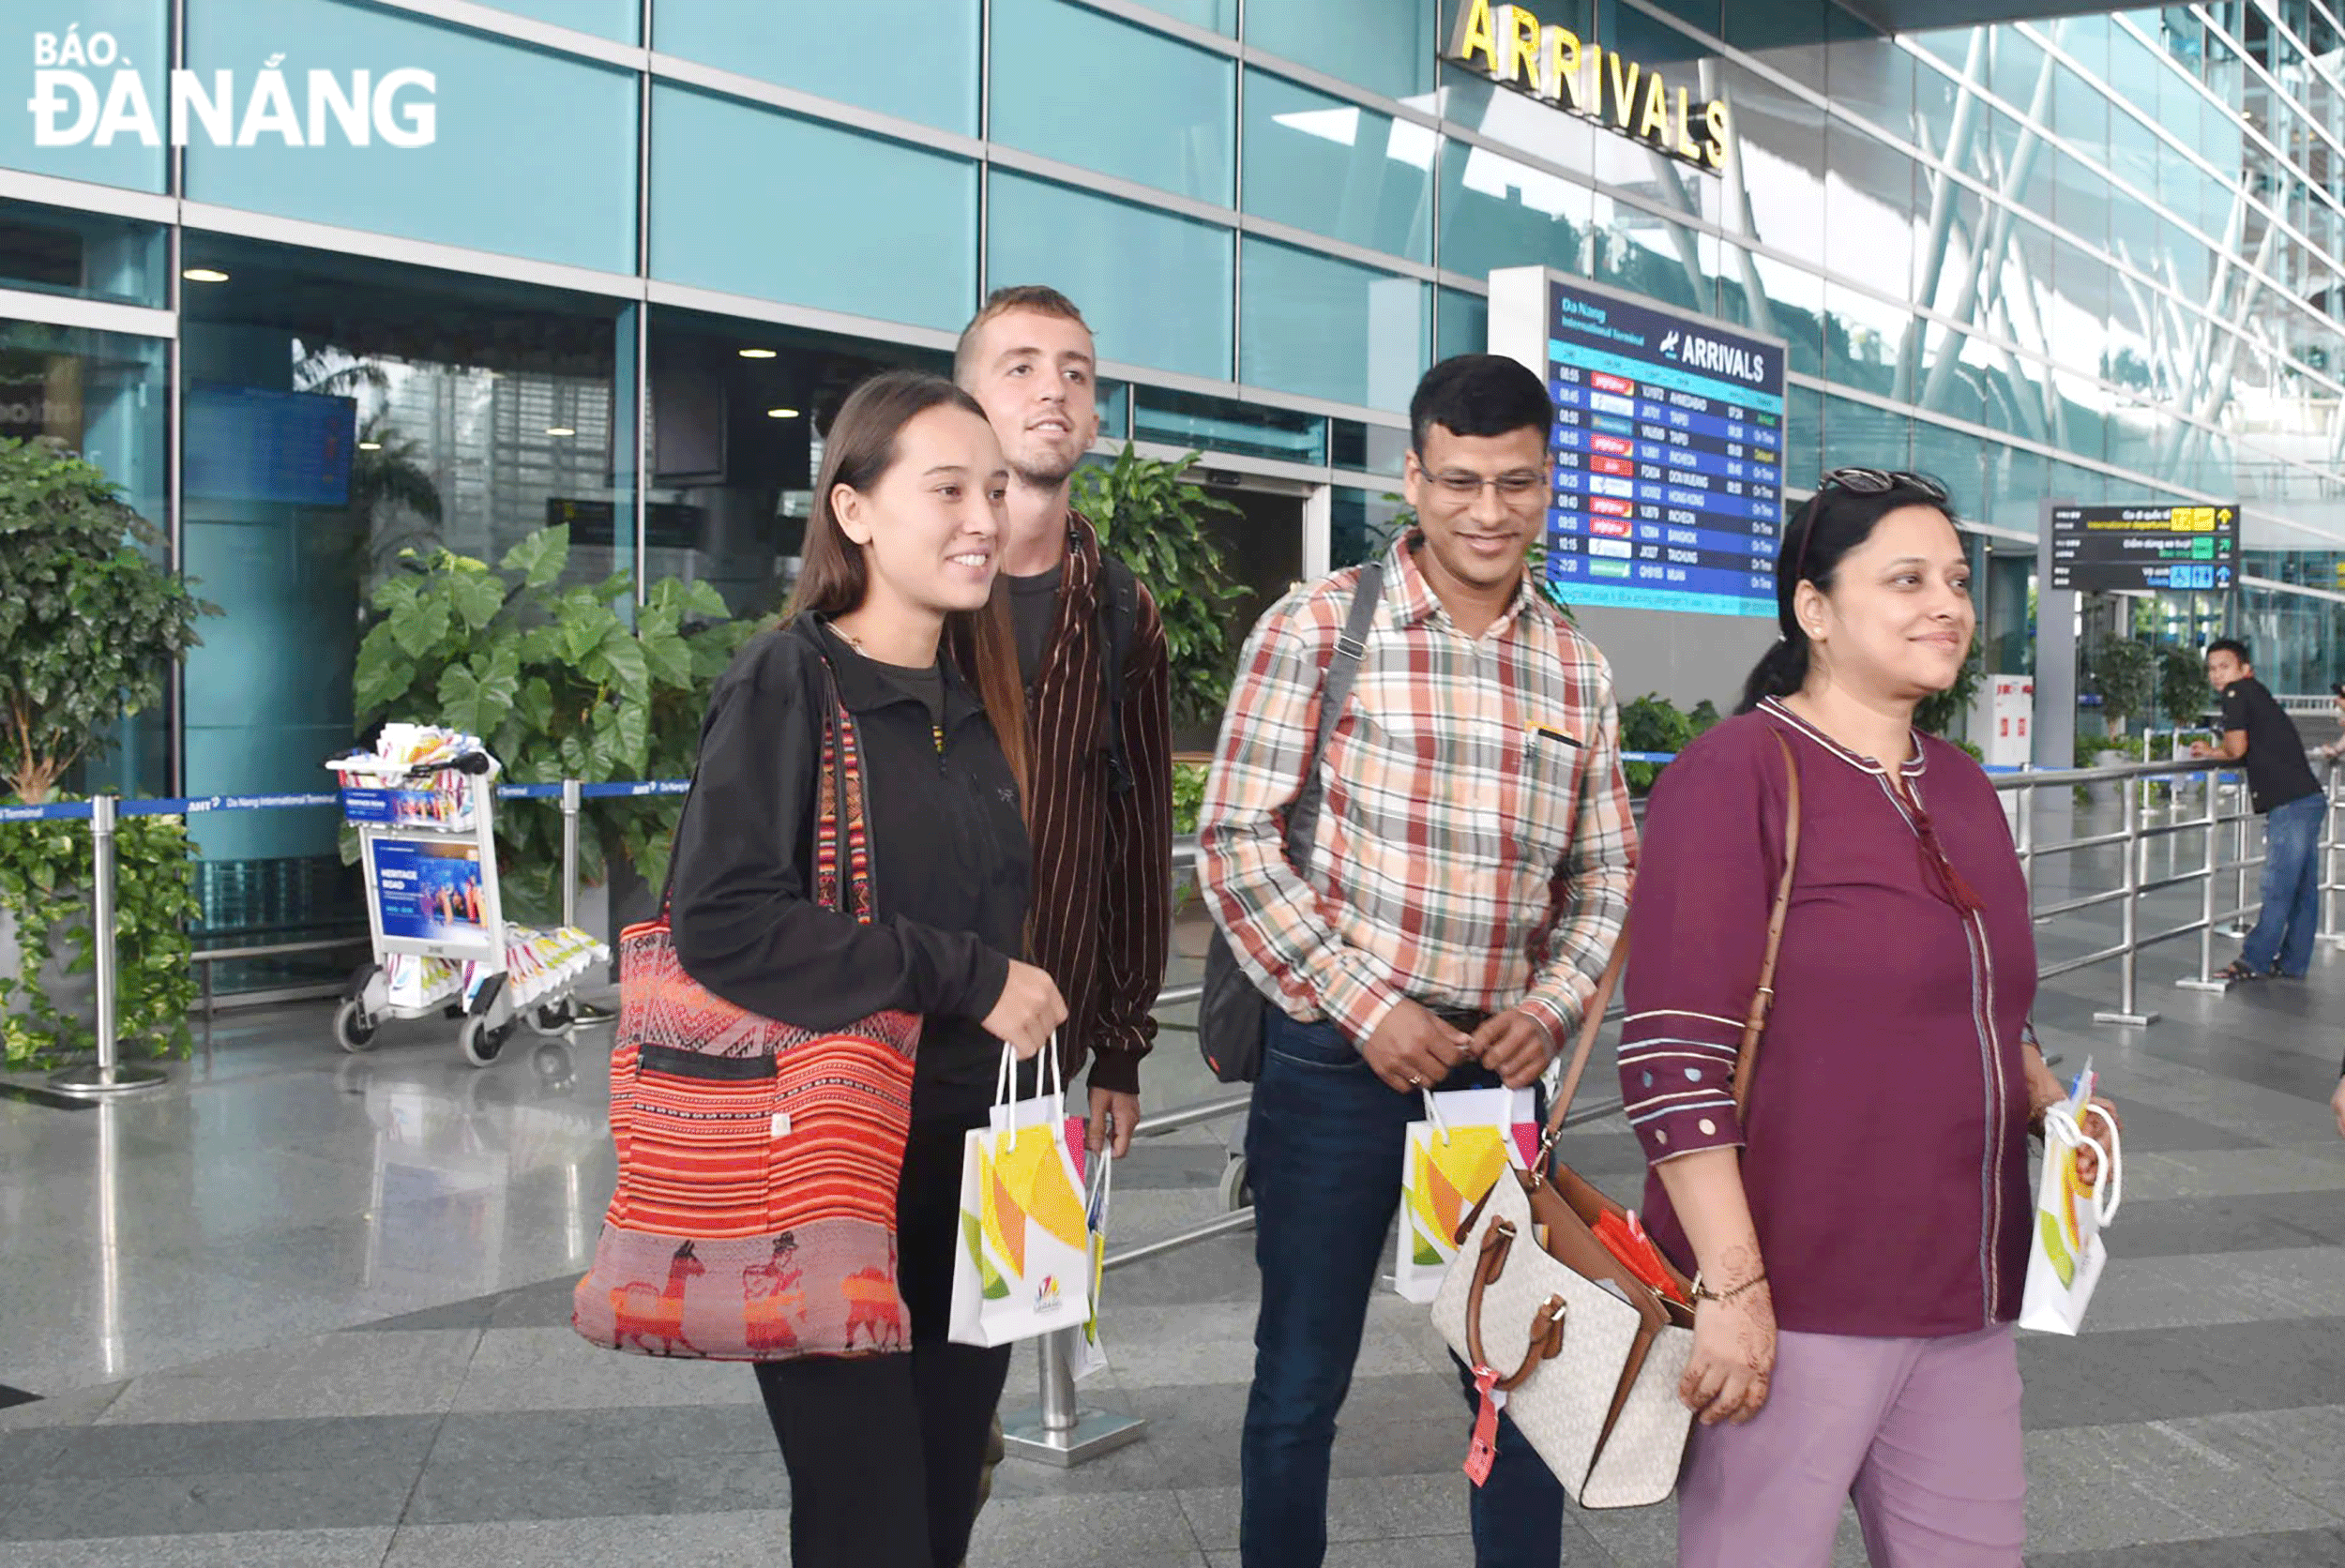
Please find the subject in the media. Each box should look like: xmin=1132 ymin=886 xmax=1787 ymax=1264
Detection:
xmin=787 ymin=370 xmax=1030 ymax=809
xmin=1737 ymin=477 xmax=1959 ymax=715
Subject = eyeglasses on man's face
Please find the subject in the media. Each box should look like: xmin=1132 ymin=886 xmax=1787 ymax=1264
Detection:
xmin=1426 ymin=469 xmax=1548 ymax=504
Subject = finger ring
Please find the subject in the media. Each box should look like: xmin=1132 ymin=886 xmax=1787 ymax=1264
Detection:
xmin=1408 ymin=1074 xmax=1424 ymax=1087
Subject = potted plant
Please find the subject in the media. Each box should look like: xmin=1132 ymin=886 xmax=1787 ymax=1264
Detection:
xmin=350 ymin=525 xmax=756 ymax=929
xmin=0 ymin=437 xmax=213 ymax=1068
xmin=1072 ymin=445 xmax=1247 ymax=739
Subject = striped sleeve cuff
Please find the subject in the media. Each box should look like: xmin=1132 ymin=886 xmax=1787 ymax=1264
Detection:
xmin=1619 ymin=1010 xmax=1745 ymax=1163
xmin=1317 ymin=959 xmax=1403 ymax=1051
xmin=1516 ymin=992 xmax=1573 ymax=1055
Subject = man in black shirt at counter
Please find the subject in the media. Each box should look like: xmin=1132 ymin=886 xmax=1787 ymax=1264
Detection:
xmin=2192 ymin=638 xmax=2326 ymax=981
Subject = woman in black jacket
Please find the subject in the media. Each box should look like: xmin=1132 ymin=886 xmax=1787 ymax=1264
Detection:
xmin=668 ymin=370 xmax=1067 ymax=1568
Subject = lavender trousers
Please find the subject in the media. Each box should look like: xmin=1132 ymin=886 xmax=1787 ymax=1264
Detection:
xmin=1675 ymin=1324 xmax=2025 ymax=1568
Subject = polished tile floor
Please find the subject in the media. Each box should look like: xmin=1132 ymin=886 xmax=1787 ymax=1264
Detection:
xmin=5 ymin=903 xmax=2345 ymax=1565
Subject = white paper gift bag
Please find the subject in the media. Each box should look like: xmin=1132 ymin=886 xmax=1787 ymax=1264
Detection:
xmin=2019 ymin=1101 xmax=2122 ymax=1335
xmin=1394 ymin=1086 xmax=1538 ymax=1304
xmin=949 ymin=1041 xmax=1094 ymax=1348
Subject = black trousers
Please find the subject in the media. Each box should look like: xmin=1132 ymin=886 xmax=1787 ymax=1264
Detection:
xmin=753 ymin=1116 xmax=1013 ymax=1568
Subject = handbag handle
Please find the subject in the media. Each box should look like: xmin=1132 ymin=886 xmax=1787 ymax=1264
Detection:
xmin=1461 ymin=1212 xmax=1570 ymax=1391
xmin=2048 ymin=1101 xmax=2124 ymax=1224
xmin=991 ymin=1033 xmax=1066 ymax=1127
xmin=1541 ymin=729 xmax=1803 ymax=1156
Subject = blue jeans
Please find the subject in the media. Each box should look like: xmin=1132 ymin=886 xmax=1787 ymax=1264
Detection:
xmin=2243 ymin=792 xmax=2325 ymax=977
xmin=1240 ymin=1010 xmax=1567 ymax=1568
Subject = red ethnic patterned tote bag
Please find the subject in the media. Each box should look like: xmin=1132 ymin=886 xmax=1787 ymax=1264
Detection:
xmin=573 ymin=671 xmax=920 ymax=1361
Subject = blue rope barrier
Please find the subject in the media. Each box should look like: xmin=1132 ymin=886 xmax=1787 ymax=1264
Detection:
xmin=0 ymin=801 xmax=95 ymax=822
xmin=121 ymin=792 xmax=344 ymax=818
xmin=578 ymin=780 xmax=691 ymax=799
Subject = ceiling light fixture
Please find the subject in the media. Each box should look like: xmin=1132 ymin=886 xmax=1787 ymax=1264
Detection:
xmin=357 ymin=441 xmax=383 ymax=451
xmin=182 ymin=267 xmax=230 ymax=283
xmin=737 ymin=348 xmax=777 ymax=359
xmin=766 ymin=407 xmax=800 ymax=419
xmin=546 ymin=426 xmax=576 ymax=437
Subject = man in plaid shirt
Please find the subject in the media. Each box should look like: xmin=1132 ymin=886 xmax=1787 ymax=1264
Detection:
xmin=1199 ymin=354 xmax=1637 ymax=1568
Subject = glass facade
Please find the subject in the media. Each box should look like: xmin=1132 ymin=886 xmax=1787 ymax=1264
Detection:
xmin=0 ymin=201 xmax=166 ymax=308
xmin=0 ymin=0 xmax=170 ymax=193
xmin=12 ymin=0 xmax=2345 ymax=962
xmin=653 ymin=0 xmax=979 ymax=134
xmin=992 ymin=0 xmax=1235 ymax=204
xmin=650 ymin=85 xmax=976 ymax=330
xmin=989 ymin=172 xmax=1233 ymax=382
xmin=183 ymin=0 xmax=638 ymax=274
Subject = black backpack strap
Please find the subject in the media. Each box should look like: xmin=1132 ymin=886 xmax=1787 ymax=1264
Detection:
xmin=1281 ymin=561 xmax=1384 ymax=873
xmin=1096 ymin=552 xmax=1141 ymax=797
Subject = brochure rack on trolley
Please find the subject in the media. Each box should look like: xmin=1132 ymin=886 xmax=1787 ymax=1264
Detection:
xmin=327 ymin=740 xmax=606 ymax=1067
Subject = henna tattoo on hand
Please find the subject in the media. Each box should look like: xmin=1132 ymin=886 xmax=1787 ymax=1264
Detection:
xmin=1715 ymin=1242 xmax=1763 ymax=1291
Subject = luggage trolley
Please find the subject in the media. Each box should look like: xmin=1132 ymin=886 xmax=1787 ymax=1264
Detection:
xmin=328 ymin=734 xmax=603 ymax=1066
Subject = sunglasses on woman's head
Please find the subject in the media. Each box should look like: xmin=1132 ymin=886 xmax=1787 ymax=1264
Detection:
xmin=1817 ymin=467 xmax=1952 ymax=502
xmin=1789 ymin=468 xmax=1955 ymax=588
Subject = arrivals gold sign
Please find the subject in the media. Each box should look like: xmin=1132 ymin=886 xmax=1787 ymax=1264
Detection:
xmin=1445 ymin=0 xmax=1731 ymax=173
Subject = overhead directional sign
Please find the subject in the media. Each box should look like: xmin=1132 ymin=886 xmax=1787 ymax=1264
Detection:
xmin=2046 ymin=503 xmax=2238 ymax=593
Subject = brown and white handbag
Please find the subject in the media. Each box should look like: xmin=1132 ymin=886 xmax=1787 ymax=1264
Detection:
xmin=1430 ymin=730 xmax=1801 ymax=1508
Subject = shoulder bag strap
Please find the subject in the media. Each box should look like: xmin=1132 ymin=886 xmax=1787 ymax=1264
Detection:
xmin=1541 ymin=727 xmax=1803 ymax=1153
xmin=1283 ymin=559 xmax=1386 ymax=873
xmin=814 ymin=659 xmax=873 ymax=924
xmin=1095 ymin=552 xmax=1139 ymax=797
xmin=659 ymin=642 xmax=861 ymax=922
xmin=1729 ymin=730 xmax=1801 ymax=1110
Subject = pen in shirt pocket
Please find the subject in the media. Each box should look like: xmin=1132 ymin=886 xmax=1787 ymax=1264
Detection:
xmin=1526 ymin=721 xmax=1582 ymax=750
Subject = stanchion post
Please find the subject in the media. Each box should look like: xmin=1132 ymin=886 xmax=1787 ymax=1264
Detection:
xmin=1000 ymin=1325 xmax=1146 ymax=1468
xmin=2095 ymin=778 xmax=2158 ymax=1026
xmin=2323 ymin=763 xmax=2343 ymax=943
xmin=51 ymin=796 xmax=167 ymax=1098
xmin=2224 ymin=780 xmax=2251 ymax=939
xmin=560 ymin=777 xmax=582 ymax=929
xmin=2013 ymin=777 xmax=2035 ymax=892
xmin=2180 ymin=761 xmax=2229 ymax=992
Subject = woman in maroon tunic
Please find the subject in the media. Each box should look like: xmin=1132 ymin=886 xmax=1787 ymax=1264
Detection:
xmin=1621 ymin=470 xmax=2118 ymax=1567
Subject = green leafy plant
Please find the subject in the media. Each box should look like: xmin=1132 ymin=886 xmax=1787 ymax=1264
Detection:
xmin=1914 ymin=641 xmax=1986 ymax=739
xmin=0 ymin=436 xmax=214 ymax=804
xmin=350 ymin=526 xmax=756 ymax=919
xmin=1073 ymin=445 xmax=1246 ymax=729
xmin=2085 ymin=634 xmax=2157 ymax=737
xmin=0 ymin=436 xmax=212 ymax=1068
xmin=1618 ymin=693 xmax=1721 ymax=794
xmin=0 ymin=810 xmax=200 ymax=1069
xmin=2158 ymin=643 xmax=2212 ymax=730
xmin=1171 ymin=760 xmax=1208 ymax=837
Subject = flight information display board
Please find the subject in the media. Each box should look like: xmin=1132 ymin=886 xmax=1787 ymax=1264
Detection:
xmin=1490 ymin=267 xmax=1787 ymax=617
xmin=2046 ymin=503 xmax=2239 ymax=593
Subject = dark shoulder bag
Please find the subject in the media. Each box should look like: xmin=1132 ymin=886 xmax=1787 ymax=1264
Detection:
xmin=1197 ymin=562 xmax=1384 ymax=1083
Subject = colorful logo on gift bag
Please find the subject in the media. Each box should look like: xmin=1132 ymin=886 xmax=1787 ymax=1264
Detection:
xmin=961 ymin=1123 xmax=1089 ymax=1299
xmin=2036 ymin=1141 xmax=2092 ymax=1288
xmin=1408 ymin=1125 xmax=1516 ymax=1266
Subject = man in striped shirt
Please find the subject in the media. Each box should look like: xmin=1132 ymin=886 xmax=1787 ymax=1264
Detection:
xmin=1199 ymin=355 xmax=1637 ymax=1568
xmin=957 ymin=285 xmax=1173 ymax=1155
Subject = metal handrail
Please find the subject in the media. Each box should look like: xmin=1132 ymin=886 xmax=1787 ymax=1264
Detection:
xmin=26 ymin=743 xmax=2323 ymax=1078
